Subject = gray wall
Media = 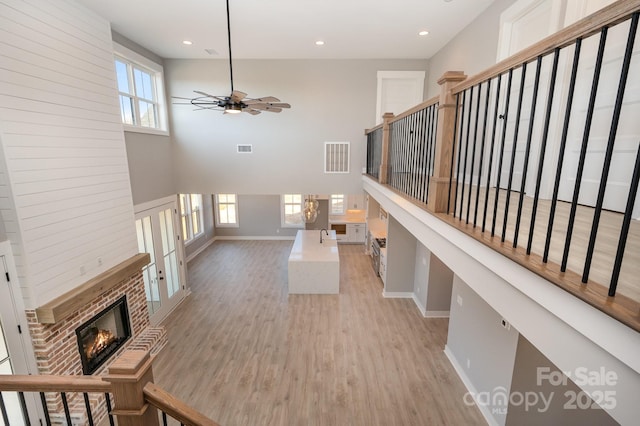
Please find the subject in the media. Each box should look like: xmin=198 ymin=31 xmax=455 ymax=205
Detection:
xmin=125 ymin=132 xmax=176 ymax=205
xmin=113 ymin=31 xmax=177 ymax=205
xmin=447 ymin=275 xmax=519 ymax=426
xmin=165 ymin=59 xmax=428 ymax=196
xmin=385 ymin=215 xmax=416 ymax=293
xmin=425 ymin=253 xmax=453 ymax=313
xmin=214 ymin=194 xmax=300 ymax=238
xmin=506 ymin=334 xmax=616 ymax=426
xmin=426 ymin=0 xmax=516 ymax=97
xmin=413 ymin=241 xmax=430 ymax=308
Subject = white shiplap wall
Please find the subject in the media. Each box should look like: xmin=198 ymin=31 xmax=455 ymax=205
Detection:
xmin=0 ymin=0 xmax=138 ymax=309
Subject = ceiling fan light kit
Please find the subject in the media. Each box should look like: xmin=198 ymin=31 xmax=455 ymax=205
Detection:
xmin=173 ymin=0 xmax=290 ymax=115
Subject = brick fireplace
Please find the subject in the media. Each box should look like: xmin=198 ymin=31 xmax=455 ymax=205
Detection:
xmin=25 ymin=254 xmax=167 ymax=425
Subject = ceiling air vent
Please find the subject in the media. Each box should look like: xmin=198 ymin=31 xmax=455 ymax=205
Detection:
xmin=324 ymin=142 xmax=350 ymax=173
xmin=237 ymin=144 xmax=253 ymax=154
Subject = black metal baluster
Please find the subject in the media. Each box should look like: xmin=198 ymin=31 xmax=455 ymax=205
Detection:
xmin=460 ymin=87 xmax=475 ymax=220
xmin=466 ymin=83 xmax=482 ymax=224
xmin=528 ymin=48 xmax=560 ymax=254
xmin=162 ymin=411 xmax=168 ymax=426
xmin=18 ymin=392 xmax=29 ymax=425
xmin=411 ymin=112 xmax=420 ymax=199
xmin=513 ymin=56 xmax=542 ymax=247
xmin=544 ymin=39 xmax=582 ymax=263
xmin=474 ymin=79 xmax=492 ymax=227
xmin=40 ymin=392 xmax=52 ymax=426
xmin=427 ymin=104 xmax=438 ymax=202
xmin=492 ymin=69 xmax=514 ymax=236
xmin=83 ymin=392 xmax=95 ymax=426
xmin=0 ymin=393 xmax=10 ymax=426
xmin=61 ymin=392 xmax=72 ymax=425
xmin=610 ymin=143 xmax=640 ymax=295
xmin=583 ymin=13 xmax=639 ymax=283
xmin=561 ymin=27 xmax=608 ymax=272
xmin=448 ymin=95 xmax=461 ymax=214
xmin=105 ymin=393 xmax=115 ymax=426
xmin=403 ymin=116 xmax=411 ymax=195
xmin=502 ymin=63 xmax=528 ymax=243
xmin=389 ymin=122 xmax=396 ymax=188
xmin=418 ymin=107 xmax=431 ymax=204
xmin=453 ymin=90 xmax=468 ymax=218
xmin=420 ymin=107 xmax=430 ymax=203
xmin=483 ymin=74 xmax=502 ymax=232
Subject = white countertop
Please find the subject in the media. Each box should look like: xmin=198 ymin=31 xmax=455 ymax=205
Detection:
xmin=288 ymin=230 xmax=339 ymax=262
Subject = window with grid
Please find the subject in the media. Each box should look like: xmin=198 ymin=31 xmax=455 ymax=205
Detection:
xmin=179 ymin=194 xmax=204 ymax=242
xmin=215 ymin=194 xmax=239 ymax=227
xmin=330 ymin=194 xmax=345 ymax=215
xmin=281 ymin=194 xmax=304 ymax=227
xmin=114 ymin=44 xmax=167 ymax=133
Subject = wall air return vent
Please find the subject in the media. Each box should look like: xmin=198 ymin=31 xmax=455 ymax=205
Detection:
xmin=324 ymin=142 xmax=350 ymax=173
xmin=237 ymin=144 xmax=253 ymax=154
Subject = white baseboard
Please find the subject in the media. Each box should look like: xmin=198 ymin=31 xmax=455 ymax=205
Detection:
xmin=411 ymin=295 xmax=450 ymax=318
xmin=186 ymin=237 xmax=215 ymax=263
xmin=214 ymin=236 xmax=296 ymax=241
xmin=444 ymin=346 xmax=498 ymax=426
xmin=382 ymin=291 xmax=413 ymax=298
xmin=412 ymin=294 xmax=427 ymax=316
xmin=425 ymin=310 xmax=450 ymax=318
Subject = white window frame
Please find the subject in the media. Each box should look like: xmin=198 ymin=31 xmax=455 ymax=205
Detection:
xmin=281 ymin=194 xmax=304 ymax=228
xmin=330 ymin=194 xmax=345 ymax=215
xmin=113 ymin=42 xmax=168 ymax=135
xmin=179 ymin=194 xmax=204 ymax=243
xmin=215 ymin=194 xmax=239 ymax=228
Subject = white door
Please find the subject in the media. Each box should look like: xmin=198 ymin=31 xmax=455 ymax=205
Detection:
xmin=495 ymin=0 xmax=567 ymax=194
xmin=0 ymin=252 xmax=41 ymax=425
xmin=556 ymin=0 xmax=640 ymax=218
xmin=376 ymin=71 xmax=425 ymax=124
xmin=135 ymin=201 xmax=185 ymax=324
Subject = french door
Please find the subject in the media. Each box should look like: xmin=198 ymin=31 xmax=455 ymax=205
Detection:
xmin=135 ymin=199 xmax=186 ymax=324
xmin=0 ymin=248 xmax=41 ymax=424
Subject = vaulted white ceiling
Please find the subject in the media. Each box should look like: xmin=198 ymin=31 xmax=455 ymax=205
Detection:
xmin=75 ymin=0 xmax=495 ymax=60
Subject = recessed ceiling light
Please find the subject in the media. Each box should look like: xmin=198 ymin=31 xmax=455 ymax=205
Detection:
xmin=182 ymin=40 xmax=193 ymax=45
xmin=418 ymin=31 xmax=429 ymax=36
xmin=315 ymin=40 xmax=325 ymax=46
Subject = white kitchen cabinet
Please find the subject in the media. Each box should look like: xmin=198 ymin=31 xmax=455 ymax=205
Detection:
xmin=380 ymin=248 xmax=387 ymax=284
xmin=347 ymin=223 xmax=366 ymax=243
xmin=347 ymin=194 xmax=366 ymax=210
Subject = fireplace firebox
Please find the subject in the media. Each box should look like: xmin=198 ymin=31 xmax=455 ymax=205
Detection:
xmin=75 ymin=295 xmax=131 ymax=375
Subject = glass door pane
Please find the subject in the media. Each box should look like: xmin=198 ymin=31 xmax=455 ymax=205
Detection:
xmin=136 ymin=217 xmax=161 ymax=315
xmin=0 ymin=321 xmax=26 ymax=425
xmin=159 ymin=209 xmax=180 ymax=298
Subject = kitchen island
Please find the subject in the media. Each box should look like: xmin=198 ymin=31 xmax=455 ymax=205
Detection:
xmin=288 ymin=230 xmax=340 ymax=294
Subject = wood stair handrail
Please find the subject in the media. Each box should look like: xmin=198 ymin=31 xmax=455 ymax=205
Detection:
xmin=143 ymin=382 xmax=221 ymax=426
xmin=0 ymin=375 xmax=111 ymax=393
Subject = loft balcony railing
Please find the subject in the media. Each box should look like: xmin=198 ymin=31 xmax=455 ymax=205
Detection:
xmin=0 ymin=349 xmax=219 ymax=426
xmin=365 ymin=0 xmax=640 ymax=332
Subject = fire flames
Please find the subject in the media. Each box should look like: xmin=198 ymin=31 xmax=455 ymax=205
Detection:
xmin=85 ymin=329 xmax=116 ymax=360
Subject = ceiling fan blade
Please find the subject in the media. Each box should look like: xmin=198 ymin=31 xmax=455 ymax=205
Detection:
xmin=193 ymin=90 xmax=217 ymax=98
xmin=245 ymin=109 xmax=261 ymax=115
xmin=244 ymin=96 xmax=281 ymax=104
xmin=269 ymin=103 xmax=291 ymax=109
xmin=263 ymin=107 xmax=283 ymax=113
xmin=231 ymin=90 xmax=247 ymax=102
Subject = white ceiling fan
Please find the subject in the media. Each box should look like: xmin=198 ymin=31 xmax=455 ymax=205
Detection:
xmin=173 ymin=0 xmax=291 ymax=115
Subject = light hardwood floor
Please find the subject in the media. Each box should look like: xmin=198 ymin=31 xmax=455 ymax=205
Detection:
xmin=152 ymin=241 xmax=485 ymax=426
